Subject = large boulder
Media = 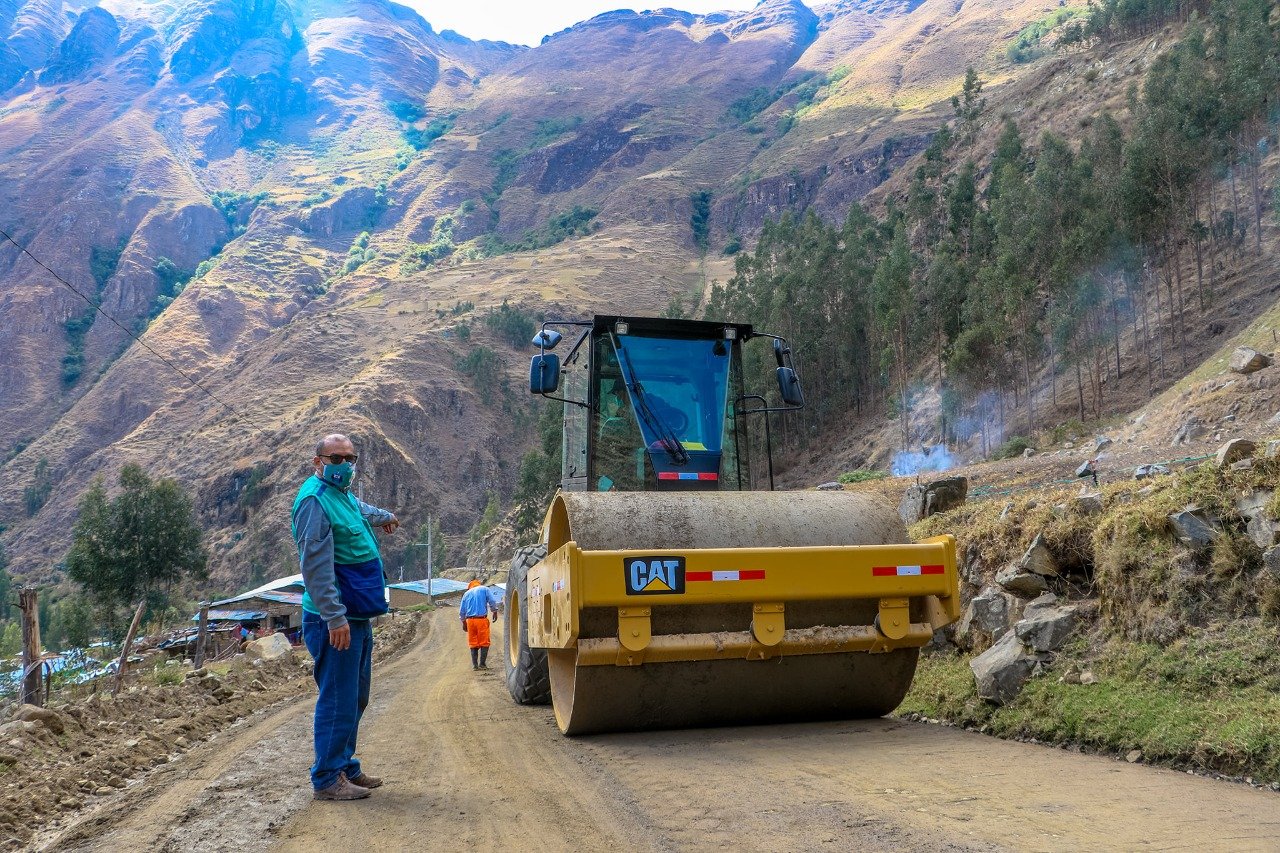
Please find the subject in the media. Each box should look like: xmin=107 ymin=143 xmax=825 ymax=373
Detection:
xmin=1168 ymin=508 xmax=1220 ymax=547
xmin=245 ymin=632 xmax=294 ymax=662
xmin=1017 ymin=533 xmax=1059 ymax=577
xmin=1229 ymin=347 xmax=1272 ymax=375
xmin=12 ymin=704 xmax=64 ymax=735
xmin=954 ymin=586 xmax=1016 ymax=648
xmin=898 ymin=476 xmax=968 ymax=526
xmin=1172 ymin=418 xmax=1206 ymax=446
xmin=1134 ymin=463 xmax=1171 ymax=480
xmin=1014 ymin=604 xmax=1077 ymax=653
xmin=970 ymin=632 xmax=1039 ymax=705
xmin=1216 ymin=439 xmax=1257 ymax=468
xmin=995 ymin=565 xmax=1049 ymax=597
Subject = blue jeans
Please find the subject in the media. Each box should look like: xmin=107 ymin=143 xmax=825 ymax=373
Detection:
xmin=303 ymin=611 xmax=373 ymax=790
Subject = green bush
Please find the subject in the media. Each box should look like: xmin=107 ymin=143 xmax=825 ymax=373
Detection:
xmin=483 ymin=301 xmax=536 ymax=348
xmin=992 ymin=435 xmax=1032 ymax=459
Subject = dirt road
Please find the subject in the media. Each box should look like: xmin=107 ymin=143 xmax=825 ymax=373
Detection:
xmin=45 ymin=608 xmax=1280 ymax=852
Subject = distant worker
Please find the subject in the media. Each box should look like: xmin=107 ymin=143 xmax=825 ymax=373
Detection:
xmin=459 ymin=580 xmax=502 ymax=670
xmin=293 ymin=433 xmax=400 ymax=802
xmin=1077 ymin=458 xmax=1099 ymax=489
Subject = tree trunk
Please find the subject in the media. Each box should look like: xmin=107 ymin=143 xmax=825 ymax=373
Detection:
xmin=1250 ymin=135 xmax=1264 ymax=254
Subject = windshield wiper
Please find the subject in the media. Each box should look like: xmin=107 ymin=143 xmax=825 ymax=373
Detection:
xmin=617 ymin=344 xmax=690 ymax=467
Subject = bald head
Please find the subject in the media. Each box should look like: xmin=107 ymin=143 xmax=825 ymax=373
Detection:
xmin=315 ymin=433 xmax=351 ymax=457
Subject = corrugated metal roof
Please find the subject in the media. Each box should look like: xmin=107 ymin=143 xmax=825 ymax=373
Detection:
xmin=211 ymin=573 xmax=305 ymax=607
xmin=195 ymin=609 xmax=268 ymax=622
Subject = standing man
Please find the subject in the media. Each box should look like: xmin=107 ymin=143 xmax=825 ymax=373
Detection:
xmin=458 ymin=580 xmax=502 ymax=670
xmin=293 ymin=433 xmax=400 ymax=801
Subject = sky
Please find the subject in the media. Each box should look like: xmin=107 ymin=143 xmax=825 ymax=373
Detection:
xmin=402 ymin=1 xmax=759 ymax=47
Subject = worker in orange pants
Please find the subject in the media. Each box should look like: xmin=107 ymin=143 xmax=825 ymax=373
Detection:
xmin=458 ymin=580 xmax=501 ymax=670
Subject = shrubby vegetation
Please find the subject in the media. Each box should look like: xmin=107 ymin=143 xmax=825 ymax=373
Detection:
xmin=483 ymin=301 xmax=537 ymax=348
xmin=690 ymin=191 xmax=712 ymax=250
xmin=23 ymin=458 xmax=52 ymax=517
xmin=484 ymin=206 xmax=599 ymax=254
xmin=711 ymin=1 xmax=1280 ymax=455
xmin=342 ymin=231 xmax=376 ymax=275
xmin=513 ymin=401 xmax=563 ymax=536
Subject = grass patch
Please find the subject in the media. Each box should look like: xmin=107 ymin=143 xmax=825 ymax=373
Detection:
xmin=837 ymin=469 xmax=888 ymax=484
xmin=484 ymin=206 xmax=598 ymax=255
xmin=902 ymin=622 xmax=1280 ymax=782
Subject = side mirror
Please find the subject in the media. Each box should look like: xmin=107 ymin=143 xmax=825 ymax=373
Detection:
xmin=776 ymin=367 xmax=804 ymax=407
xmin=530 ymin=353 xmax=561 ymax=394
xmin=532 ymin=329 xmax=562 ymax=349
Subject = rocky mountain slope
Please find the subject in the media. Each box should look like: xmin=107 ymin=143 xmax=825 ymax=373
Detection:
xmin=0 ymin=0 xmax=1093 ymax=584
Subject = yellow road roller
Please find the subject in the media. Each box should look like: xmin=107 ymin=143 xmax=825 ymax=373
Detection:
xmin=505 ymin=315 xmax=959 ymax=734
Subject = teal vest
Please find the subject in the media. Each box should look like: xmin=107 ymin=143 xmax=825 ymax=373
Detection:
xmin=293 ymin=476 xmax=382 ymax=614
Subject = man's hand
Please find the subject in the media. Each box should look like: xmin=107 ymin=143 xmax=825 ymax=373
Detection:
xmin=491 ymin=612 xmax=498 ymax=623
xmin=329 ymin=624 xmax=351 ymax=651
xmin=380 ymin=515 xmax=400 ymax=535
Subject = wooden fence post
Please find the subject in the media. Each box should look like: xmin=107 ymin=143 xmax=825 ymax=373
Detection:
xmin=194 ymin=603 xmax=209 ymax=668
xmin=112 ymin=600 xmax=147 ymax=696
xmin=18 ymin=589 xmax=41 ymax=707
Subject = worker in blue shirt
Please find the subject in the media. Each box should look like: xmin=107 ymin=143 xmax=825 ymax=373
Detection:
xmin=458 ymin=581 xmax=503 ymax=670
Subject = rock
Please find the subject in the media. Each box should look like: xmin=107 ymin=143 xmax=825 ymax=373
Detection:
xmin=1168 ymin=508 xmax=1221 ymax=547
xmin=1266 ymin=441 xmax=1280 ymax=460
xmin=1080 ymin=670 xmax=1099 ymax=685
xmin=174 ymin=737 xmax=189 ymax=749
xmin=1075 ymin=459 xmax=1097 ymax=479
xmin=12 ymin=704 xmax=64 ymax=735
xmin=1229 ymin=346 xmax=1271 ymax=374
xmin=185 ymin=668 xmax=208 ymax=680
xmin=1060 ymin=665 xmax=1082 ymax=684
xmin=245 ymin=633 xmax=294 ymax=662
xmin=1074 ymin=494 xmax=1104 ymax=515
xmin=1249 ymin=515 xmax=1280 ymax=549
xmin=1024 ymin=592 xmax=1060 ymax=613
xmin=1217 ymin=438 xmax=1257 ymax=467
xmin=1022 ymin=447 xmax=1037 ymax=458
xmin=1000 ymin=502 xmax=1014 ymax=521
xmin=1232 ymin=459 xmax=1255 ymax=472
xmin=898 ymin=476 xmax=969 ymax=525
xmin=1018 ymin=533 xmax=1059 ymax=577
xmin=1269 ymin=411 xmax=1280 ymax=426
xmin=1063 ymin=441 xmax=1075 ymax=449
xmin=1172 ymin=419 xmax=1206 ymax=446
xmin=1014 ymin=604 xmax=1077 ymax=653
xmin=970 ymin=632 xmax=1039 ymax=705
xmin=956 ymin=587 xmax=1016 ymax=647
xmin=1126 ymin=749 xmax=1143 ymax=764
xmin=996 ymin=566 xmax=1049 ymax=597
xmin=1134 ymin=464 xmax=1170 ymax=480
xmin=1095 ymin=436 xmax=1114 ymax=451
xmin=94 ymin=787 xmax=114 ymax=796
xmin=817 ymin=481 xmax=842 ymax=491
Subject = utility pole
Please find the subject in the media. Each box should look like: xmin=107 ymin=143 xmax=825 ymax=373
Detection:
xmin=113 ymin=600 xmax=146 ymax=696
xmin=404 ymin=514 xmax=435 ymax=605
xmin=18 ymin=588 xmax=41 ymax=707
xmin=194 ymin=603 xmax=209 ymax=668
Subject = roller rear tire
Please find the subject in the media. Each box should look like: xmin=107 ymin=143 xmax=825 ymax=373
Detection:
xmin=504 ymin=544 xmax=551 ymax=705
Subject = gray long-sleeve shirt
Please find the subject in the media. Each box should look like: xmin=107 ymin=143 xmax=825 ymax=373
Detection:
xmin=294 ymin=493 xmax=395 ymax=630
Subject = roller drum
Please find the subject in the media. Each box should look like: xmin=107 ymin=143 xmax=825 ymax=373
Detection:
xmin=543 ymin=491 xmax=922 ymax=735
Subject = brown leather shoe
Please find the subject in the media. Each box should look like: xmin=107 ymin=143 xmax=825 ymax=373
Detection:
xmin=314 ymin=773 xmax=370 ymax=800
xmin=348 ymin=772 xmax=383 ymax=789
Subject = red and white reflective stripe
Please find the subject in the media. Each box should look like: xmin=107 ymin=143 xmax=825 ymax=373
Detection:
xmin=657 ymin=472 xmax=719 ymax=481
xmin=872 ymin=565 xmax=945 ymax=577
xmin=687 ymin=570 xmax=766 ymax=582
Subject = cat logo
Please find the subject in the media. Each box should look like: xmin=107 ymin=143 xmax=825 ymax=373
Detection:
xmin=623 ymin=555 xmax=686 ymax=595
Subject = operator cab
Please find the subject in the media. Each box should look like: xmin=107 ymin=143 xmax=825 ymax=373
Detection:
xmin=530 ymin=315 xmax=804 ymax=493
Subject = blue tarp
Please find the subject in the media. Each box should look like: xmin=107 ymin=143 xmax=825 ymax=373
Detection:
xmin=389 ymin=578 xmax=470 ymax=596
xmin=193 ymin=608 xmax=268 ymax=622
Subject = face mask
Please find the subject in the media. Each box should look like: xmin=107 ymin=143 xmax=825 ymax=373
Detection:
xmin=321 ymin=461 xmax=354 ymax=489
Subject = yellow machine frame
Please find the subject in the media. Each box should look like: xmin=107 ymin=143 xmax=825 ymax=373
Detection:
xmin=527 ymin=535 xmax=959 ymax=667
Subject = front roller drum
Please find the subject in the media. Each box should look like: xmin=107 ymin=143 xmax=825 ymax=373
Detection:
xmin=547 ymin=647 xmax=919 ymax=736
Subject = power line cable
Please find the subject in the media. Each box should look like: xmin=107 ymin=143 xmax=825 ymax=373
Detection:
xmin=0 ymin=226 xmax=263 ymax=436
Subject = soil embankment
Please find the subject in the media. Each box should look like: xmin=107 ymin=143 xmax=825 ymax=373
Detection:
xmin=41 ymin=608 xmax=1280 ymax=852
